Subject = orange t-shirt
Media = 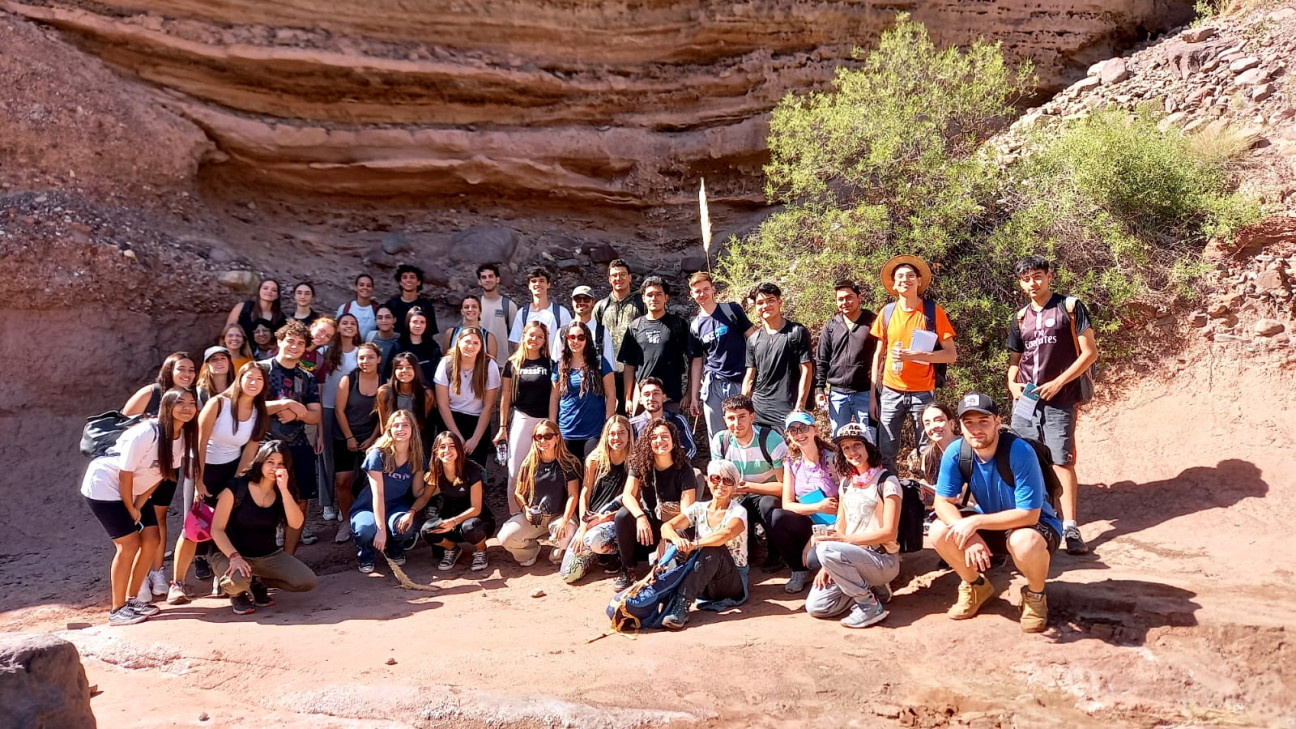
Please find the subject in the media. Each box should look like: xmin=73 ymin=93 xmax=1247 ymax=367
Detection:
xmin=869 ymin=302 xmax=956 ymax=392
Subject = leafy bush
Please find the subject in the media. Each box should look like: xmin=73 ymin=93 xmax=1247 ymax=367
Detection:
xmin=717 ymin=16 xmax=1259 ymax=402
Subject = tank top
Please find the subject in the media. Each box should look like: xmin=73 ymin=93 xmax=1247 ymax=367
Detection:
xmin=143 ymin=384 xmax=163 ymax=417
xmin=344 ymin=373 xmax=380 ymax=443
xmin=227 ymin=479 xmax=284 ymax=559
xmin=397 ymin=392 xmax=415 ymax=414
xmin=237 ymin=300 xmax=286 ymax=340
xmin=207 ymin=397 xmax=258 ymax=465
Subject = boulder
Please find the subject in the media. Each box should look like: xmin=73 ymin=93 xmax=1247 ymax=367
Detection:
xmin=1229 ymin=57 xmax=1260 ymax=74
xmin=554 ymin=258 xmax=583 ymax=273
xmin=379 ymin=232 xmax=412 ymax=255
xmin=1252 ymin=83 xmax=1274 ymax=102
xmin=217 ymin=270 xmax=257 ymax=292
xmin=1071 ymin=77 xmax=1101 ymax=94
xmin=1181 ymin=26 xmax=1217 ymax=43
xmin=1164 ymin=39 xmax=1229 ymax=79
xmin=1092 ymin=58 xmax=1130 ymax=85
xmin=448 ymin=226 xmax=519 ymax=264
xmin=1254 ymin=319 xmax=1286 ymax=337
xmin=1255 ymin=269 xmax=1289 ymax=295
xmin=0 ymin=633 xmax=96 ymax=729
xmin=586 ymin=243 xmax=619 ymax=264
xmin=1234 ymin=68 xmax=1271 ymax=86
xmin=678 ymin=253 xmax=709 ymax=274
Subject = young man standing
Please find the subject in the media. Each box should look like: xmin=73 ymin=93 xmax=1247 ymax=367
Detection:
xmin=592 ymin=259 xmax=645 ymax=414
xmin=509 ymin=267 xmax=572 ymax=360
xmin=931 ymin=392 xmax=1061 ymax=633
xmin=742 ymin=282 xmax=813 ymax=431
xmin=261 ymin=321 xmax=324 ymax=555
xmin=384 ymin=264 xmax=440 ymax=337
xmin=814 ymin=279 xmax=878 ymax=435
xmin=570 ymin=285 xmax=617 ymax=367
xmin=337 ymin=274 xmax=379 ymax=339
xmin=869 ymin=256 xmax=958 ymax=474
xmin=687 ymin=272 xmax=754 ymax=443
xmin=628 ymin=377 xmax=697 ymax=459
xmin=619 ymin=277 xmax=694 ymax=415
xmin=709 ymin=394 xmax=788 ymax=570
xmin=1006 ymin=256 xmax=1098 ymax=555
xmin=477 ymin=263 xmax=517 ymax=358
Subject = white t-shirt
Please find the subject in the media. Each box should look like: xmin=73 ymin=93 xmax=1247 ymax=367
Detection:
xmin=479 ymin=294 xmax=517 ymax=357
xmin=320 ymin=346 xmax=359 ymax=409
xmin=510 ymin=302 xmax=573 ymax=360
xmin=684 ymin=500 xmax=749 ymax=568
xmin=80 ymin=421 xmax=185 ymax=500
xmin=433 ymin=357 xmax=501 ymax=416
xmin=337 ymin=301 xmax=378 ymax=340
xmin=840 ymin=468 xmax=903 ymax=554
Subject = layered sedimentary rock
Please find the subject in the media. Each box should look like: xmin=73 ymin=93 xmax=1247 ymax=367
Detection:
xmin=5 ymin=0 xmax=1195 ymax=206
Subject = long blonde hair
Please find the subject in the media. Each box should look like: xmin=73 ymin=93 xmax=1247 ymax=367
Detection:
xmin=448 ymin=328 xmax=491 ymax=398
xmin=508 ymin=320 xmax=550 ymax=372
xmin=369 ymin=410 xmax=425 ymax=489
xmin=517 ymin=419 xmax=583 ymax=507
xmin=589 ymin=415 xmax=632 ymax=483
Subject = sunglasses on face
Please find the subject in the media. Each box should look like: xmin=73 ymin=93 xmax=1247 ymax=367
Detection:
xmin=707 ymin=475 xmax=736 ymax=486
xmin=533 ymin=432 xmax=557 ymax=442
xmin=787 ymin=423 xmax=813 ymax=435
xmin=566 ymin=333 xmax=586 ymax=341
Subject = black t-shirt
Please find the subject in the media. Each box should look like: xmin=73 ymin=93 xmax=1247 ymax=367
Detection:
xmin=385 ymin=295 xmax=440 ymax=336
xmin=617 ymin=313 xmax=694 ymax=402
xmin=745 ymin=320 xmax=812 ymax=427
xmin=530 ymin=459 xmax=582 ymax=514
xmin=504 ymin=357 xmax=554 ymax=419
xmin=435 ymin=461 xmax=492 ymax=521
xmin=397 ymin=336 xmax=443 ymax=385
xmin=1006 ymin=293 xmax=1093 ymax=407
xmin=226 ymin=478 xmax=285 ymax=559
xmin=631 ymin=462 xmax=695 ymax=515
xmin=586 ymin=461 xmax=627 ymax=516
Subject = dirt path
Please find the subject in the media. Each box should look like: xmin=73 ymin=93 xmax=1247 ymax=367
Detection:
xmin=2 ymin=352 xmax=1293 ymax=728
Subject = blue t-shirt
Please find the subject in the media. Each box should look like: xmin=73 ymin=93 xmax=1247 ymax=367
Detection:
xmin=353 ymin=449 xmax=418 ymax=516
xmin=935 ymin=437 xmax=1063 ymax=536
xmin=552 ymin=357 xmax=614 ymax=440
xmin=690 ymin=302 xmax=752 ymax=382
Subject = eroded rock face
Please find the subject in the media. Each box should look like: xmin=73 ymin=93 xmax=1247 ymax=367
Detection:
xmin=0 ymin=633 xmax=96 ymax=729
xmin=7 ymin=0 xmax=1194 ymax=206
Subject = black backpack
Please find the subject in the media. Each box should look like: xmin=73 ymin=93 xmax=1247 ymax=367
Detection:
xmin=80 ymin=411 xmax=146 ymax=458
xmin=871 ymin=469 xmax=926 ymax=554
xmin=879 ymin=299 xmax=947 ymax=388
xmin=716 ymin=426 xmax=775 ymax=468
xmin=956 ymin=430 xmax=1061 ymax=510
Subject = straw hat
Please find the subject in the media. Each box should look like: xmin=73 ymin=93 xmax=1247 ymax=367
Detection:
xmin=880 ymin=255 xmax=932 ymax=296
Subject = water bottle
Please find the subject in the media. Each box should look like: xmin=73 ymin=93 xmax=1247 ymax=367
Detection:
xmin=495 ymin=440 xmax=509 ymax=465
xmin=891 ymin=341 xmax=904 ymax=374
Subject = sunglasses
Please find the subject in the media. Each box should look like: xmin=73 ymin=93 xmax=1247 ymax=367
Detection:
xmin=566 ymin=332 xmax=586 ymax=341
xmin=786 ymin=423 xmax=814 ymax=435
xmin=707 ymin=475 xmax=736 ymax=486
xmin=533 ymin=432 xmax=557 ymax=442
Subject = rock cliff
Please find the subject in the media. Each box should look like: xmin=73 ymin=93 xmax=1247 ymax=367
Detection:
xmin=4 ymin=0 xmax=1194 ymax=207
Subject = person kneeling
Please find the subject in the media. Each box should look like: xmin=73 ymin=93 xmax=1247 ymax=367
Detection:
xmin=804 ymin=423 xmax=900 ymax=629
xmin=930 ymin=393 xmax=1061 ymax=633
xmin=209 ymin=441 xmax=318 ymax=615
xmin=657 ymin=460 xmax=749 ymax=630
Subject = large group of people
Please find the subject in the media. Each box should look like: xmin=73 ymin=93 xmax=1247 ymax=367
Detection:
xmin=81 ymin=253 xmax=1097 ymax=635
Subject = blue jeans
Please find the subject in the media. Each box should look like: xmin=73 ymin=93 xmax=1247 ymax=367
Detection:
xmin=827 ymin=390 xmax=872 ymax=435
xmin=351 ymin=509 xmax=415 ymax=564
xmin=700 ymin=372 xmax=743 ymax=444
xmin=878 ymin=387 xmax=934 ymax=474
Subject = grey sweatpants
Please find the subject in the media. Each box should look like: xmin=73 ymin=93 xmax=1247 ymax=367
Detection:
xmin=805 ymin=541 xmax=899 ymax=618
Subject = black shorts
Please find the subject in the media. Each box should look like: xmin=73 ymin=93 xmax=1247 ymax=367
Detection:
xmin=202 ymin=459 xmax=241 ymax=504
xmin=980 ymin=522 xmax=1060 ymax=556
xmin=86 ymin=496 xmax=159 ymax=540
xmin=149 ymin=478 xmax=179 ymax=508
xmin=332 ymin=441 xmax=365 ymax=474
xmin=286 ymin=442 xmax=318 ymax=501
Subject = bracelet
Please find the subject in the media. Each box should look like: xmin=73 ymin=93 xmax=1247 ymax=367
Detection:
xmin=229 ymin=552 xmax=241 ymax=560
xmin=636 ymin=514 xmax=648 ymax=521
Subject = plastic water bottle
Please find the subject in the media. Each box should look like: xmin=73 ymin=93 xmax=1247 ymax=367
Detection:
xmin=891 ymin=342 xmax=903 ymax=374
xmin=495 ymin=441 xmax=509 ymax=465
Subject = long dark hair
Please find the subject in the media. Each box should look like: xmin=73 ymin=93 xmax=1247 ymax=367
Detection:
xmin=218 ymin=361 xmax=269 ymax=442
xmin=834 ymin=436 xmax=884 ymax=477
xmin=326 ymin=313 xmax=363 ymax=373
xmin=401 ymin=307 xmax=429 ymax=346
xmin=629 ymin=418 xmax=690 ymax=480
xmin=425 ymin=430 xmax=469 ymax=495
xmin=255 ymin=278 xmax=284 ymax=323
xmin=247 ymin=440 xmax=297 ymax=499
xmin=378 ymin=352 xmax=429 ymax=433
xmin=557 ymin=320 xmax=603 ymax=398
xmin=156 ymin=387 xmax=199 ymax=482
xmin=156 ymin=351 xmax=195 ymax=391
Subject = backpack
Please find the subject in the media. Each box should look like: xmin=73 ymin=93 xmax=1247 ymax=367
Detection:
xmin=80 ymin=411 xmax=146 ymax=458
xmin=1015 ymin=296 xmax=1093 ymax=405
xmin=956 ymin=430 xmax=1061 ymax=511
xmin=716 ymin=426 xmax=775 ymax=469
xmin=606 ymin=544 xmax=701 ymax=632
xmin=879 ymin=299 xmax=947 ymax=388
xmin=520 ymin=300 xmax=561 ymax=328
xmin=342 ymin=300 xmax=378 ymax=320
xmin=894 ymin=476 xmax=928 ymax=554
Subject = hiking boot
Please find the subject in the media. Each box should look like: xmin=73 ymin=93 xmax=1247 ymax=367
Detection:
xmin=127 ymin=597 xmax=161 ymax=617
xmin=471 ymin=550 xmax=489 ymax=572
xmin=661 ymin=595 xmax=690 ymax=631
xmin=612 ymin=569 xmax=635 ymax=592
xmin=166 ymin=581 xmax=190 ymax=605
xmin=334 ymin=520 xmax=352 ymax=544
xmin=947 ymin=575 xmax=995 ymax=620
xmin=230 ymin=592 xmax=256 ymax=615
xmin=1020 ymin=586 xmax=1049 ymax=633
xmin=1064 ymin=525 xmax=1089 ymax=555
xmin=299 ymin=527 xmax=319 ymax=545
xmin=109 ymin=605 xmax=147 ymax=627
xmin=784 ymin=571 xmax=810 ymax=594
xmin=871 ymin=580 xmax=894 ymax=605
xmin=193 ymin=556 xmax=213 ymax=581
xmin=438 ymin=546 xmax=463 ymax=571
xmin=250 ymin=579 xmax=274 ymax=608
xmin=841 ymin=598 xmax=888 ymax=629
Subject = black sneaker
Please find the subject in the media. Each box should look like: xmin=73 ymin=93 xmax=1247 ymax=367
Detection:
xmin=193 ymin=556 xmax=213 ymax=581
xmin=1064 ymin=526 xmax=1090 ymax=555
xmin=760 ymin=554 xmax=786 ymax=574
xmin=600 ymin=554 xmax=623 ymax=575
xmin=661 ymin=595 xmax=689 ymax=631
xmin=230 ymin=592 xmax=256 ymax=615
xmin=612 ymin=569 xmax=635 ymax=591
xmin=249 ymin=579 xmax=274 ymax=608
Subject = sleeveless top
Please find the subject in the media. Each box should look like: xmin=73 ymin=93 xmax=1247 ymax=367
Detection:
xmin=143 ymin=384 xmax=163 ymax=417
xmin=207 ymin=397 xmax=258 ymax=465
xmin=344 ymin=373 xmax=380 ymax=443
xmin=237 ymin=300 xmax=286 ymax=340
xmin=396 ymin=392 xmax=415 ymax=414
xmin=227 ymin=479 xmax=285 ymax=559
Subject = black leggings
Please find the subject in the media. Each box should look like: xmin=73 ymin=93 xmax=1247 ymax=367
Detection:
xmin=451 ymin=410 xmax=492 ymax=468
xmin=422 ymin=515 xmax=496 ymax=546
xmin=678 ymin=546 xmax=744 ymax=603
xmin=614 ymin=506 xmax=661 ymax=571
xmin=768 ymin=508 xmax=814 ymax=571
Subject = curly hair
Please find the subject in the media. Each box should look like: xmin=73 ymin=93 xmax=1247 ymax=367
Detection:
xmin=628 ymin=418 xmax=691 ymax=481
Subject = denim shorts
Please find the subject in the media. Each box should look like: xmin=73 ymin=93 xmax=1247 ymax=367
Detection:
xmin=1010 ymin=400 xmax=1077 ymax=466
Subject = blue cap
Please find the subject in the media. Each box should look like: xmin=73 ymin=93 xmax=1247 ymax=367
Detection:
xmin=783 ymin=410 xmax=815 ymax=429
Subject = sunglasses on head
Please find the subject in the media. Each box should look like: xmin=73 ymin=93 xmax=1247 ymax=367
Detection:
xmin=707 ymin=475 xmax=736 ymax=486
xmin=533 ymin=432 xmax=557 ymax=442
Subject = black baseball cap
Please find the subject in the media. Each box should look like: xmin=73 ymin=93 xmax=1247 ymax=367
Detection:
xmin=957 ymin=392 xmax=999 ymax=418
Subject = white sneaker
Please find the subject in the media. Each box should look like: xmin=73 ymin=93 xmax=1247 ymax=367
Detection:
xmin=334 ymin=520 xmax=352 ymax=544
xmin=136 ymin=579 xmax=153 ymax=604
xmin=149 ymin=569 xmax=168 ymax=596
xmin=322 ymin=506 xmax=337 ymax=521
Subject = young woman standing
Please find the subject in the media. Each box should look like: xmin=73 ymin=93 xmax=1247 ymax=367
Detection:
xmin=434 ymin=328 xmax=500 ymax=469
xmin=496 ymin=420 xmax=582 ymax=567
xmin=350 ymin=410 xmax=432 ymax=573
xmin=208 ymin=441 xmax=318 ymax=615
xmin=122 ymin=352 xmax=197 ymax=600
xmin=221 ymin=324 xmax=255 ymax=372
xmin=289 ymin=281 xmax=321 ymax=326
xmin=768 ymin=410 xmax=840 ymax=594
xmin=550 ymin=320 xmax=615 ymax=459
xmin=81 ymin=388 xmax=198 ymax=625
xmin=195 ymin=346 xmax=233 ymax=407
xmin=169 ymin=362 xmax=268 ymax=604
xmin=612 ymin=418 xmax=700 ymax=590
xmin=400 ymin=308 xmax=444 ymax=386
xmin=559 ymin=416 xmax=633 ymax=584
xmin=332 ymin=343 xmax=383 ymax=544
xmin=226 ymin=278 xmax=285 ymax=339
xmin=443 ymin=296 xmax=498 ymax=360
xmin=377 ymin=352 xmax=436 ymax=446
xmin=494 ymin=321 xmax=554 ymax=515
xmin=421 ymin=431 xmax=496 ymax=572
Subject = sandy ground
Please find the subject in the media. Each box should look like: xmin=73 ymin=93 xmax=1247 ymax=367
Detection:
xmin=2 ymin=348 xmax=1294 ymax=728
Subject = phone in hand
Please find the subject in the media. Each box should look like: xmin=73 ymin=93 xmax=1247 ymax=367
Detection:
xmin=1023 ymin=382 xmax=1041 ymax=400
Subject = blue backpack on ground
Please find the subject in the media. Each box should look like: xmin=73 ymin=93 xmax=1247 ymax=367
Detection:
xmin=606 ymin=544 xmax=699 ymax=632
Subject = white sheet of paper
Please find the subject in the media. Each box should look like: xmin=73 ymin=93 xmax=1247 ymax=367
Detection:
xmin=910 ymin=329 xmax=938 ymax=353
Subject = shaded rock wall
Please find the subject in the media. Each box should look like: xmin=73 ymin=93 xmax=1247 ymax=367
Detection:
xmin=5 ymin=0 xmax=1195 ymax=206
